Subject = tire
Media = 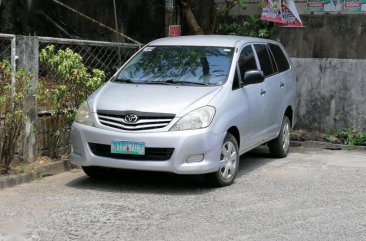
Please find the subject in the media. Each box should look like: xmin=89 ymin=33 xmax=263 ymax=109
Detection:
xmin=82 ymin=166 xmax=106 ymax=178
xmin=268 ymin=116 xmax=291 ymax=158
xmin=205 ymin=133 xmax=240 ymax=187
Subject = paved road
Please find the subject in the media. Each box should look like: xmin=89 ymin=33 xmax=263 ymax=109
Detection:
xmin=0 ymin=147 xmax=366 ymax=241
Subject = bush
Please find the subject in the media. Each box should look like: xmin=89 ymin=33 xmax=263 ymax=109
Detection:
xmin=0 ymin=60 xmax=33 ymax=173
xmin=39 ymin=45 xmax=105 ymax=158
xmin=336 ymin=126 xmax=366 ymax=146
xmin=216 ymin=16 xmax=277 ymax=38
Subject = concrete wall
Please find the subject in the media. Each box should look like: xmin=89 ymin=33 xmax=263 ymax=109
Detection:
xmin=274 ymin=15 xmax=366 ymax=59
xmin=292 ymin=58 xmax=366 ymax=131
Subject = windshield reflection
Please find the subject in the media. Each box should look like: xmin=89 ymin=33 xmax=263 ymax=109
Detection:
xmin=116 ymin=46 xmax=234 ymax=86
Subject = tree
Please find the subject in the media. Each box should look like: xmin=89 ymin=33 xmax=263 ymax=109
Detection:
xmin=177 ymin=0 xmax=204 ymax=35
xmin=176 ymin=0 xmax=276 ymax=38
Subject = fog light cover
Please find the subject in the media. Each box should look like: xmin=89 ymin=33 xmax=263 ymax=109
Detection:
xmin=186 ymin=154 xmax=204 ymax=163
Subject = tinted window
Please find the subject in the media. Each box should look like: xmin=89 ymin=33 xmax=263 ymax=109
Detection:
xmin=254 ymin=44 xmax=276 ymax=77
xmin=238 ymin=45 xmax=258 ymax=75
xmin=269 ymin=43 xmax=290 ymax=72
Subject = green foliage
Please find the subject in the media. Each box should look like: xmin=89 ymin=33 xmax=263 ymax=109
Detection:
xmin=336 ymin=126 xmax=366 ymax=146
xmin=217 ymin=16 xmax=277 ymax=38
xmin=235 ymin=0 xmax=247 ymax=9
xmin=213 ymin=0 xmax=277 ymax=38
xmin=0 ymin=60 xmax=33 ymax=173
xmin=39 ymin=45 xmax=105 ymax=158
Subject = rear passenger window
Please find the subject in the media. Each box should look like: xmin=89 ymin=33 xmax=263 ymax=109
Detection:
xmin=269 ymin=43 xmax=290 ymax=73
xmin=254 ymin=44 xmax=277 ymax=77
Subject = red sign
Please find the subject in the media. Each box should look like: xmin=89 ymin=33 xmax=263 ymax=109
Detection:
xmin=169 ymin=25 xmax=181 ymax=37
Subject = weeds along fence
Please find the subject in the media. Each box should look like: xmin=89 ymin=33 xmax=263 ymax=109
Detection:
xmin=37 ymin=37 xmax=139 ymax=157
xmin=0 ymin=33 xmax=16 ymax=89
xmin=0 ymin=34 xmax=140 ymax=164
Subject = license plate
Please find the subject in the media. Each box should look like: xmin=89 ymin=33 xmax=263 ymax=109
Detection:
xmin=111 ymin=141 xmax=145 ymax=155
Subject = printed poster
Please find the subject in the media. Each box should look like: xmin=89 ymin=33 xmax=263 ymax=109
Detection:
xmin=261 ymin=0 xmax=303 ymax=27
xmin=323 ymin=0 xmax=343 ymax=11
xmin=344 ymin=0 xmax=366 ymax=11
xmin=306 ymin=0 xmax=326 ymax=12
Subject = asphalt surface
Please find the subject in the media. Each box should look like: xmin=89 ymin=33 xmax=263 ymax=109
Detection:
xmin=0 ymin=147 xmax=366 ymax=241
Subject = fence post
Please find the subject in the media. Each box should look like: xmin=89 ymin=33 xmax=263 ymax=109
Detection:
xmin=15 ymin=36 xmax=38 ymax=163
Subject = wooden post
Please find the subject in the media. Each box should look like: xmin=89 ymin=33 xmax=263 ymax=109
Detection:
xmin=16 ymin=36 xmax=38 ymax=163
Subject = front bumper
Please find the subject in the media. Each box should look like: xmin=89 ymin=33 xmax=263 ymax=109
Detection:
xmin=69 ymin=122 xmax=225 ymax=174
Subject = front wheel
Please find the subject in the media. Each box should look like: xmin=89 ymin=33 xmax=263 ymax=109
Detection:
xmin=268 ymin=116 xmax=291 ymax=158
xmin=205 ymin=133 xmax=239 ymax=187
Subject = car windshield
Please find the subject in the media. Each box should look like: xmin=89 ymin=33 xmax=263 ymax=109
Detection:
xmin=115 ymin=46 xmax=234 ymax=86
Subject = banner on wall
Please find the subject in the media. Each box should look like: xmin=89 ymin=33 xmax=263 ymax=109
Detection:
xmin=324 ymin=0 xmax=343 ymax=11
xmin=344 ymin=0 xmax=366 ymax=12
xmin=306 ymin=0 xmax=326 ymax=12
xmin=261 ymin=0 xmax=303 ymax=27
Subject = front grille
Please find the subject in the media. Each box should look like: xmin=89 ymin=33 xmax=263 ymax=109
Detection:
xmin=89 ymin=143 xmax=174 ymax=161
xmin=97 ymin=110 xmax=175 ymax=131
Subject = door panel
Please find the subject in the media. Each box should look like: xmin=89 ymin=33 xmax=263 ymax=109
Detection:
xmin=240 ymin=82 xmax=268 ymax=149
xmin=263 ymin=74 xmax=284 ymax=138
xmin=253 ymin=44 xmax=278 ymax=141
xmin=237 ymin=45 xmax=268 ymax=150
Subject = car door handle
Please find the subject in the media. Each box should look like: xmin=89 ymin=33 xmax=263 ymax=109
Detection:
xmin=260 ymin=89 xmax=266 ymax=95
xmin=280 ymin=82 xmax=285 ymax=88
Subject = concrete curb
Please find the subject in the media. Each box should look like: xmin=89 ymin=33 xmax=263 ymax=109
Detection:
xmin=0 ymin=160 xmax=73 ymax=190
xmin=291 ymin=140 xmax=366 ymax=151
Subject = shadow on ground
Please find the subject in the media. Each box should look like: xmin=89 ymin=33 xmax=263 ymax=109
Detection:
xmin=237 ymin=146 xmax=275 ymax=178
xmin=66 ymin=146 xmax=276 ymax=194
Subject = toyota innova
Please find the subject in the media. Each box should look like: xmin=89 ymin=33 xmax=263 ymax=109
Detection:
xmin=70 ymin=35 xmax=297 ymax=186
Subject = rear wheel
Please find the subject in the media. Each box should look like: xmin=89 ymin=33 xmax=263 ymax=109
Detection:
xmin=268 ymin=116 xmax=291 ymax=158
xmin=205 ymin=133 xmax=239 ymax=187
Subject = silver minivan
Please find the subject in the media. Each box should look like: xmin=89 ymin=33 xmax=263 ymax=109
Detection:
xmin=70 ymin=35 xmax=297 ymax=186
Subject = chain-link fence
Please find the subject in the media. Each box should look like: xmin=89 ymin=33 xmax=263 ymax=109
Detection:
xmin=36 ymin=37 xmax=140 ymax=156
xmin=0 ymin=34 xmax=14 ymax=61
xmin=38 ymin=37 xmax=140 ymax=80
xmin=1 ymin=34 xmax=140 ymax=159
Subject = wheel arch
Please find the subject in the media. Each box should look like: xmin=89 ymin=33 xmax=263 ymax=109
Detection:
xmin=227 ymin=126 xmax=240 ymax=147
xmin=284 ymin=106 xmax=294 ymax=127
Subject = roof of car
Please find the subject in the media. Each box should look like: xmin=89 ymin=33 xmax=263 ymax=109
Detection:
xmin=148 ymin=35 xmax=276 ymax=47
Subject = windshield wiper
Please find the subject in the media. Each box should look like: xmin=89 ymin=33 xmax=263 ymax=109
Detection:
xmin=113 ymin=78 xmax=136 ymax=84
xmin=179 ymin=81 xmax=209 ymax=86
xmin=145 ymin=79 xmax=179 ymax=85
xmin=145 ymin=80 xmax=209 ymax=86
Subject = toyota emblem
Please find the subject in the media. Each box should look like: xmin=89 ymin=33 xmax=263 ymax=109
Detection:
xmin=124 ymin=113 xmax=139 ymax=123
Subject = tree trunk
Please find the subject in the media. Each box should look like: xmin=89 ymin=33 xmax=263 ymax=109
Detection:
xmin=180 ymin=0 xmax=204 ymax=35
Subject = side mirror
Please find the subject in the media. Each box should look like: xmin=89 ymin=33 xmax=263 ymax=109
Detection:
xmin=242 ymin=70 xmax=264 ymax=86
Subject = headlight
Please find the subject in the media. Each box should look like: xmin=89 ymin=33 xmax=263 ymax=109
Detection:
xmin=75 ymin=101 xmax=94 ymax=126
xmin=170 ymin=106 xmax=215 ymax=131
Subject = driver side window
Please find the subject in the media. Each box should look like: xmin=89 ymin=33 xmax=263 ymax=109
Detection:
xmin=238 ymin=45 xmax=258 ymax=78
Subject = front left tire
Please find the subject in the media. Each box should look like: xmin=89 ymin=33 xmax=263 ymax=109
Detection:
xmin=205 ymin=133 xmax=239 ymax=187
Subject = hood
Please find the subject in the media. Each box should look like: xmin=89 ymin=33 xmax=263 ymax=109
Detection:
xmin=89 ymin=82 xmax=222 ymax=117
